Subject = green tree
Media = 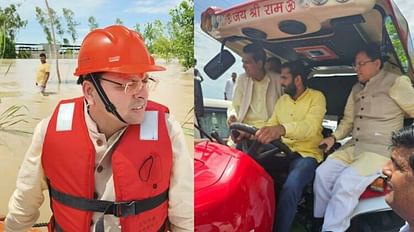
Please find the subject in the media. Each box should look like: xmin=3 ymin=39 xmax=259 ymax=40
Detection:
xmin=63 ymin=8 xmax=80 ymax=44
xmin=153 ymin=35 xmax=173 ymax=62
xmin=49 ymin=7 xmax=65 ymax=42
xmin=0 ymin=4 xmax=27 ymax=58
xmin=385 ymin=17 xmax=408 ymax=72
xmin=0 ymin=4 xmax=27 ymax=41
xmin=35 ymin=7 xmax=52 ymax=44
xmin=134 ymin=23 xmax=141 ymax=34
xmin=168 ymin=0 xmax=194 ymax=69
xmin=115 ymin=18 xmax=123 ymax=25
xmin=0 ymin=31 xmax=16 ymax=58
xmin=88 ymin=16 xmax=98 ymax=31
xmin=35 ymin=5 xmax=64 ymax=43
xmin=143 ymin=20 xmax=164 ymax=53
xmin=38 ymin=0 xmax=62 ymax=83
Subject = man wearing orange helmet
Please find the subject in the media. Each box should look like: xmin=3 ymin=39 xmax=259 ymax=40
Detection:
xmin=5 ymin=25 xmax=193 ymax=232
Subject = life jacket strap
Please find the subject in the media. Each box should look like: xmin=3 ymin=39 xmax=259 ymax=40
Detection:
xmin=50 ymin=186 xmax=168 ymax=231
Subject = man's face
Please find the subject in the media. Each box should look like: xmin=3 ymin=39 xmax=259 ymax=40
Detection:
xmin=382 ymin=147 xmax=414 ymax=220
xmin=265 ymin=61 xmax=278 ymax=73
xmin=242 ymin=53 xmax=262 ymax=78
xmin=40 ymin=56 xmax=46 ymax=64
xmin=265 ymin=61 xmax=272 ymax=72
xmin=354 ymin=52 xmax=380 ymax=83
xmin=97 ymin=72 xmax=150 ymax=125
xmin=280 ymin=67 xmax=297 ymax=98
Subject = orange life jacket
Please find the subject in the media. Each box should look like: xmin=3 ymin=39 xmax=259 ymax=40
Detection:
xmin=42 ymin=97 xmax=172 ymax=232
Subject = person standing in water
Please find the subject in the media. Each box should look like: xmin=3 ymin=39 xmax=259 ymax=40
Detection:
xmin=35 ymin=53 xmax=50 ymax=96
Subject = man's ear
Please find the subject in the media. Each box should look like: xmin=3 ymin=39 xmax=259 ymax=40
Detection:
xmin=257 ymin=60 xmax=264 ymax=68
xmin=82 ymin=81 xmax=95 ymax=106
xmin=374 ymin=59 xmax=382 ymax=69
xmin=295 ymin=75 xmax=302 ymax=86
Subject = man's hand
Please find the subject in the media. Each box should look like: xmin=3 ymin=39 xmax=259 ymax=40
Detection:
xmin=231 ymin=130 xmax=252 ymax=143
xmin=319 ymin=135 xmax=335 ymax=153
xmin=227 ymin=115 xmax=237 ymax=127
xmin=255 ymin=125 xmax=286 ymax=144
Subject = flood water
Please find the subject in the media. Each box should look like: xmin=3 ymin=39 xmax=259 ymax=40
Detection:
xmin=0 ymin=59 xmax=193 ymax=228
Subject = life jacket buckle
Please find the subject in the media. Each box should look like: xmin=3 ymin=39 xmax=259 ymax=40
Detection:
xmin=113 ymin=201 xmax=136 ymax=217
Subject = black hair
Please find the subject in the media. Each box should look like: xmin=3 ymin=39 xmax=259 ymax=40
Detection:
xmin=266 ymin=56 xmax=282 ymax=72
xmin=243 ymin=43 xmax=266 ymax=64
xmin=356 ymin=42 xmax=383 ymax=68
xmin=281 ymin=60 xmax=309 ymax=87
xmin=391 ymin=125 xmax=414 ymax=171
xmin=39 ymin=53 xmax=46 ymax=58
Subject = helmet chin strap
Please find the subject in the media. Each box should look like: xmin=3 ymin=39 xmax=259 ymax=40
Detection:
xmin=89 ymin=74 xmax=128 ymax=124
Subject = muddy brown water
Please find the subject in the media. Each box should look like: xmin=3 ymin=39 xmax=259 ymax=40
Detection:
xmin=0 ymin=59 xmax=193 ymax=228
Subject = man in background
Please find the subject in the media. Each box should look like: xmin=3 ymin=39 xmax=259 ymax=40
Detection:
xmin=224 ymin=72 xmax=237 ymax=100
xmin=35 ymin=53 xmax=50 ymax=96
xmin=265 ymin=56 xmax=282 ymax=74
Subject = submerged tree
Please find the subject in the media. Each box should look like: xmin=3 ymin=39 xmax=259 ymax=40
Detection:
xmin=134 ymin=23 xmax=141 ymax=34
xmin=44 ymin=0 xmax=61 ymax=83
xmin=35 ymin=7 xmax=52 ymax=44
xmin=35 ymin=1 xmax=62 ymax=83
xmin=62 ymin=8 xmax=79 ymax=44
xmin=88 ymin=16 xmax=98 ymax=31
xmin=115 ymin=18 xmax=123 ymax=25
xmin=142 ymin=20 xmax=164 ymax=53
xmin=0 ymin=4 xmax=27 ymax=58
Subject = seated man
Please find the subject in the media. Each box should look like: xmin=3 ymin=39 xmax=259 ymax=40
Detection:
xmin=313 ymin=43 xmax=414 ymax=232
xmin=256 ymin=60 xmax=326 ymax=232
xmin=227 ymin=43 xmax=282 ymax=146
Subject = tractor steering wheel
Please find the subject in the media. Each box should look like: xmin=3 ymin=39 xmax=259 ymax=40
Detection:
xmin=229 ymin=122 xmax=295 ymax=159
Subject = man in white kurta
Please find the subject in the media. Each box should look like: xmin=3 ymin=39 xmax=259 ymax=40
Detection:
xmin=5 ymin=106 xmax=193 ymax=232
xmin=224 ymin=72 xmax=237 ymax=100
xmin=313 ymin=43 xmax=414 ymax=231
xmin=5 ymin=25 xmax=193 ymax=232
xmin=227 ymin=44 xmax=282 ymax=132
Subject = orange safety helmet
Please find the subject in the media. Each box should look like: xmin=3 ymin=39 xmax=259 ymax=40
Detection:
xmin=74 ymin=25 xmax=165 ymax=77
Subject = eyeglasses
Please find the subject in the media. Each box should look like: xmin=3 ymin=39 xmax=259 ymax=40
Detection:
xmin=352 ymin=60 xmax=374 ymax=69
xmin=100 ymin=77 xmax=157 ymax=94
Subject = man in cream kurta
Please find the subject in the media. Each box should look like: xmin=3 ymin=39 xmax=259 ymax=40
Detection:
xmin=5 ymin=106 xmax=193 ymax=232
xmin=227 ymin=44 xmax=282 ymax=145
xmin=313 ymin=43 xmax=414 ymax=232
xmin=5 ymin=25 xmax=193 ymax=232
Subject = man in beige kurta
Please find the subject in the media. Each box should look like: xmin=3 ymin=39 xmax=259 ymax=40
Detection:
xmin=227 ymin=44 xmax=282 ymax=146
xmin=313 ymin=43 xmax=414 ymax=232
